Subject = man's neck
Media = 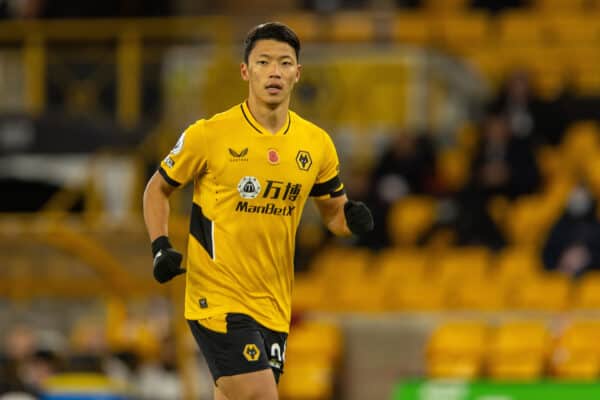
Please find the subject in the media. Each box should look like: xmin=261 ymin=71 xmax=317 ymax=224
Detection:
xmin=247 ymin=97 xmax=289 ymax=134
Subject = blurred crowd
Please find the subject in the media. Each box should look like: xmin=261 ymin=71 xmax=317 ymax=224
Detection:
xmin=0 ymin=0 xmax=580 ymax=19
xmin=335 ymin=69 xmax=600 ymax=280
xmin=0 ymin=301 xmax=186 ymax=399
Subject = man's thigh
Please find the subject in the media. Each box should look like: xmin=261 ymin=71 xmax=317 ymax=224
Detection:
xmin=216 ymin=369 xmax=278 ymax=400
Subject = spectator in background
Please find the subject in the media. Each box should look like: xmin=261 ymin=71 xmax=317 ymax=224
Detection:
xmin=488 ymin=69 xmax=570 ymax=146
xmin=362 ymin=129 xmax=437 ymax=248
xmin=468 ymin=113 xmax=541 ymax=200
xmin=443 ymin=113 xmax=540 ymax=250
xmin=542 ymin=183 xmax=600 ymax=277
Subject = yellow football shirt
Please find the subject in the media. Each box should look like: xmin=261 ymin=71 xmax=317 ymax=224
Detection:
xmin=159 ymin=101 xmax=344 ymax=333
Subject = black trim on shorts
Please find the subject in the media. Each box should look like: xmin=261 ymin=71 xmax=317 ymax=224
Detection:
xmin=187 ymin=313 xmax=287 ymax=384
xmin=190 ymin=203 xmax=213 ymax=258
xmin=310 ymin=175 xmax=342 ymax=197
xmin=158 ymin=167 xmax=181 ymax=187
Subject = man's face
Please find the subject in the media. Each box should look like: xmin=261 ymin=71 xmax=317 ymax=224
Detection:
xmin=241 ymin=39 xmax=301 ymax=107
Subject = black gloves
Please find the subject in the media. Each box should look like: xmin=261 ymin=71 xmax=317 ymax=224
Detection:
xmin=151 ymin=236 xmax=185 ymax=284
xmin=344 ymin=200 xmax=374 ymax=235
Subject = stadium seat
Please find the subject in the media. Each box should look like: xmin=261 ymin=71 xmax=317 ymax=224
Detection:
xmin=43 ymin=373 xmax=126 ymax=399
xmin=533 ymin=0 xmax=588 ymax=13
xmin=463 ymin=49 xmax=506 ymax=86
xmin=432 ymin=246 xmax=490 ymax=287
xmin=498 ymin=12 xmax=549 ymax=45
xmin=280 ymin=320 xmax=342 ymax=399
xmin=487 ymin=320 xmax=550 ymax=380
xmin=279 ymin=358 xmax=334 ymax=400
xmin=305 ymin=247 xmax=373 ymax=312
xmin=286 ymin=320 xmax=343 ymax=363
xmin=560 ymin=120 xmax=600 ymax=171
xmin=450 ymin=278 xmax=506 ymax=311
xmin=572 ymin=272 xmax=600 ymax=310
xmin=551 ymin=319 xmax=600 ymax=379
xmin=511 ymin=273 xmax=572 ymax=311
xmin=492 ymin=246 xmax=542 ymax=284
xmin=583 ymin=153 xmax=600 ymax=199
xmin=433 ymin=13 xmax=491 ymax=54
xmin=292 ymin=274 xmax=327 ymax=313
xmin=387 ymin=196 xmax=436 ymax=246
xmin=503 ymin=194 xmax=562 ymax=247
xmin=392 ymin=12 xmax=432 ymax=46
xmin=436 ymin=148 xmax=469 ymax=192
xmin=545 ymin=15 xmax=600 ymax=44
xmin=536 ymin=145 xmax=565 ymax=179
xmin=375 ymin=248 xmax=429 ymax=282
xmin=328 ymin=12 xmax=375 ymax=42
xmin=427 ymin=321 xmax=488 ymax=379
xmin=385 ymin=279 xmax=445 ymax=311
xmin=271 ymin=13 xmax=322 ymax=42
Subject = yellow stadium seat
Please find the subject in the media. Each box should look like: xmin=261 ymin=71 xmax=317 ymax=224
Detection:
xmin=450 ymin=278 xmax=506 ymax=311
xmin=328 ymin=12 xmax=375 ymax=42
xmin=330 ymin=278 xmax=385 ymax=312
xmin=433 ymin=247 xmax=490 ymax=286
xmin=292 ymin=274 xmax=327 ymax=313
xmin=433 ymin=13 xmax=490 ymax=54
xmin=279 ymin=358 xmax=335 ymax=400
xmin=503 ymin=194 xmax=562 ymax=247
xmin=286 ymin=320 xmax=343 ymax=364
xmin=551 ymin=319 xmax=600 ymax=379
xmin=492 ymin=246 xmax=542 ymax=286
xmin=308 ymin=246 xmax=370 ymax=282
xmin=374 ymin=248 xmax=429 ymax=282
xmin=536 ymin=145 xmax=565 ymax=179
xmin=487 ymin=320 xmax=550 ymax=381
xmin=392 ymin=12 xmax=432 ymax=46
xmin=511 ymin=273 xmax=572 ymax=311
xmin=272 ymin=13 xmax=322 ymax=42
xmin=498 ymin=12 xmax=549 ymax=45
xmin=572 ymin=272 xmax=600 ymax=309
xmin=572 ymin=66 xmax=600 ymax=95
xmin=387 ymin=196 xmax=436 ymax=246
xmin=427 ymin=321 xmax=488 ymax=379
xmin=560 ymin=121 xmax=600 ymax=170
xmin=385 ymin=279 xmax=445 ymax=311
xmin=533 ymin=0 xmax=587 ymax=12
xmin=584 ymin=153 xmax=600 ymax=199
xmin=436 ymin=148 xmax=470 ymax=192
xmin=305 ymin=247 xmax=373 ymax=312
xmin=545 ymin=16 xmax=600 ymax=44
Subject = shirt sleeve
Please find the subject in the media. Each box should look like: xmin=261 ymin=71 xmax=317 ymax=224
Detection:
xmin=158 ymin=120 xmax=208 ymax=187
xmin=309 ymin=132 xmax=345 ymax=198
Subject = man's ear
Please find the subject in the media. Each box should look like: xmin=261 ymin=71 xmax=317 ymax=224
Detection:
xmin=241 ymin=62 xmax=249 ymax=81
xmin=295 ymin=64 xmax=302 ymax=83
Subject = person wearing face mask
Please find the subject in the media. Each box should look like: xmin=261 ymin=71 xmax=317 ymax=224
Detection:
xmin=542 ymin=183 xmax=600 ymax=277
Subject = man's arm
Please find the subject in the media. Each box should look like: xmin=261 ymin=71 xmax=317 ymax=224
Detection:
xmin=314 ymin=194 xmax=352 ymax=236
xmin=143 ymin=170 xmax=176 ymax=241
xmin=143 ymin=171 xmax=185 ymax=283
xmin=314 ymin=195 xmax=374 ymax=237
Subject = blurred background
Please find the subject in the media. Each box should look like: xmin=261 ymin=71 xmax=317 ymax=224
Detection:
xmin=2 ymin=0 xmax=600 ymax=399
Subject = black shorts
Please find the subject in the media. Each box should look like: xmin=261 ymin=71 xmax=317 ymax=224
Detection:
xmin=187 ymin=313 xmax=287 ymax=383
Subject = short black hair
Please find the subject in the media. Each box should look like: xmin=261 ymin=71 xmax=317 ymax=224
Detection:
xmin=243 ymin=22 xmax=300 ymax=64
